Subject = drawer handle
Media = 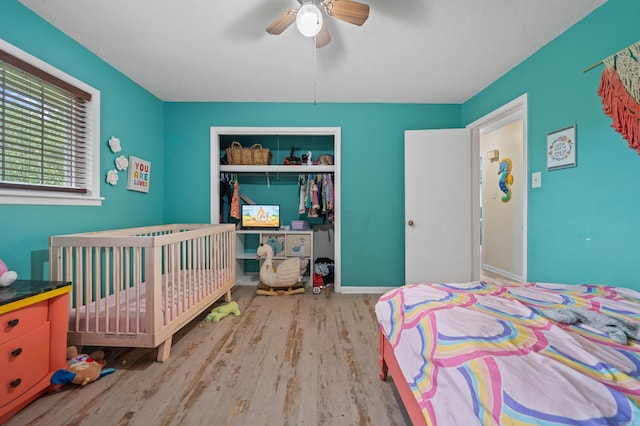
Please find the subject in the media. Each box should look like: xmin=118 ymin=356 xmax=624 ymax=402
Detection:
xmin=7 ymin=319 xmax=19 ymax=327
xmin=11 ymin=348 xmax=22 ymax=357
xmin=10 ymin=378 xmax=22 ymax=388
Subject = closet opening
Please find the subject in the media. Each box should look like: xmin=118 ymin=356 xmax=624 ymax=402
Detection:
xmin=210 ymin=127 xmax=342 ymax=292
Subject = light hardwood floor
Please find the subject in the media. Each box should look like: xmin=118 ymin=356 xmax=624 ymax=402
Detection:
xmin=6 ymin=285 xmax=410 ymax=426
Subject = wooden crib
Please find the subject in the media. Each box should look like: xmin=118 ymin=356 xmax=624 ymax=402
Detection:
xmin=49 ymin=224 xmax=236 ymax=362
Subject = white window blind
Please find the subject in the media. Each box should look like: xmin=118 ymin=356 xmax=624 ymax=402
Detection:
xmin=0 ymin=49 xmax=93 ymax=194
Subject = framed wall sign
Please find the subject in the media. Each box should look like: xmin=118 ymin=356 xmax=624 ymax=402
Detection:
xmin=547 ymin=124 xmax=576 ymax=170
xmin=127 ymin=156 xmax=151 ymax=193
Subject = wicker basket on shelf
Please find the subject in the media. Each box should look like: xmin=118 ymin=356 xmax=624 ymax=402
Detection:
xmin=226 ymin=141 xmax=245 ymax=165
xmin=226 ymin=141 xmax=272 ymax=165
xmin=251 ymin=144 xmax=272 ymax=165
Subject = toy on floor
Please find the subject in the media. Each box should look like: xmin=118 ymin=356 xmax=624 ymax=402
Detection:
xmin=206 ymin=301 xmax=240 ymax=322
xmin=257 ymin=243 xmax=308 ymax=287
xmin=0 ymin=258 xmax=17 ymax=287
xmin=51 ymin=346 xmax=115 ymax=386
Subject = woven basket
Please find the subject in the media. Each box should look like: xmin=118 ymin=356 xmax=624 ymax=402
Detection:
xmin=226 ymin=141 xmax=245 ymax=165
xmin=226 ymin=141 xmax=272 ymax=165
xmin=227 ymin=141 xmax=271 ymax=166
xmin=251 ymin=144 xmax=272 ymax=165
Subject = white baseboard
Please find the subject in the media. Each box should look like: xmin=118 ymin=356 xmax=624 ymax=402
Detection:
xmin=339 ymin=286 xmax=396 ymax=295
xmin=482 ymin=264 xmax=522 ymax=282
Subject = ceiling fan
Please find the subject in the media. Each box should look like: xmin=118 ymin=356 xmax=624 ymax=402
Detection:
xmin=266 ymin=0 xmax=370 ymax=48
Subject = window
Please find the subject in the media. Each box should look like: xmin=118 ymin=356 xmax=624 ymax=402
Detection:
xmin=0 ymin=40 xmax=101 ymax=206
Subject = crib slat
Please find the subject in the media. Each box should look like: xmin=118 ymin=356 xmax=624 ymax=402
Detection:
xmin=135 ymin=246 xmax=141 ymax=335
xmin=114 ymin=247 xmax=122 ymax=334
xmin=104 ymin=248 xmax=111 ymax=334
xmin=89 ymin=246 xmax=97 ymax=333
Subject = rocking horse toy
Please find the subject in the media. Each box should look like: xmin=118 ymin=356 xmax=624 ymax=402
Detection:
xmin=255 ymin=243 xmax=308 ymax=296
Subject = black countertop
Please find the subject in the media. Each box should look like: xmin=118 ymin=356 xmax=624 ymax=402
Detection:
xmin=0 ymin=279 xmax=71 ymax=307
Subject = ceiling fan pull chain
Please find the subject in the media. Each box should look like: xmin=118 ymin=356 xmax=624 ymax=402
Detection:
xmin=313 ymin=37 xmax=318 ymax=105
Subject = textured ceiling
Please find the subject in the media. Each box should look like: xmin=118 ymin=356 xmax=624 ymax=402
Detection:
xmin=18 ymin=0 xmax=606 ymax=103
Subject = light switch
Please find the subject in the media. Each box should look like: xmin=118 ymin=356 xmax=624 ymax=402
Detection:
xmin=531 ymin=171 xmax=541 ymax=188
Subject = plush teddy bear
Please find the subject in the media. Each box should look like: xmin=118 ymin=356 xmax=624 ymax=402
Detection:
xmin=205 ymin=301 xmax=240 ymax=322
xmin=51 ymin=346 xmax=115 ymax=386
xmin=0 ymin=258 xmax=17 ymax=287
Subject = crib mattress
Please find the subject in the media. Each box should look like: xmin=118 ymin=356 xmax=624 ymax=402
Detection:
xmin=69 ymin=269 xmax=229 ymax=334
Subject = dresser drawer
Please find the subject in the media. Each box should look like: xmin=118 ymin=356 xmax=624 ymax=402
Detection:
xmin=0 ymin=301 xmax=48 ymax=345
xmin=0 ymin=322 xmax=50 ymax=408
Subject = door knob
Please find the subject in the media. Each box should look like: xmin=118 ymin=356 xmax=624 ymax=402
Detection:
xmin=407 ymin=220 xmax=415 ymax=227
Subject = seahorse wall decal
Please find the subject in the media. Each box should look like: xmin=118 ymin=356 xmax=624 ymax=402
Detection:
xmin=498 ymin=158 xmax=513 ymax=203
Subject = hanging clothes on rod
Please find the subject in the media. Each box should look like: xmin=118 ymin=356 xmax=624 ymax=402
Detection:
xmin=230 ymin=176 xmax=241 ymax=223
xmin=220 ymin=173 xmax=232 ymax=223
xmin=306 ymin=175 xmax=318 ymax=218
xmin=297 ymin=173 xmax=334 ymax=222
xmin=298 ymin=174 xmax=308 ymax=214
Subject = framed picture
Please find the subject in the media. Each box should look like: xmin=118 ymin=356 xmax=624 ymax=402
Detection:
xmin=127 ymin=156 xmax=151 ymax=193
xmin=547 ymin=124 xmax=576 ymax=170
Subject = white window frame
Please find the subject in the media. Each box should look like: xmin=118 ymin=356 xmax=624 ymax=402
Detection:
xmin=0 ymin=39 xmax=102 ymax=206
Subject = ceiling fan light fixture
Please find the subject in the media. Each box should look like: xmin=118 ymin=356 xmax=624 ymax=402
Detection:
xmin=296 ymin=3 xmax=323 ymax=37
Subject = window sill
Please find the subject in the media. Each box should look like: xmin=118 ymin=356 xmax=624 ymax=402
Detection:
xmin=0 ymin=189 xmax=104 ymax=206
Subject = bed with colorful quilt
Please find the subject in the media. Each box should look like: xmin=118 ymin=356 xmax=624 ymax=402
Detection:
xmin=375 ymin=281 xmax=640 ymax=425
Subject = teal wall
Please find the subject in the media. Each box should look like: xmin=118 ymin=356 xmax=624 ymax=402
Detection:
xmin=463 ymin=0 xmax=640 ymax=288
xmin=0 ymin=1 xmax=165 ymax=279
xmin=164 ymin=103 xmax=461 ymax=286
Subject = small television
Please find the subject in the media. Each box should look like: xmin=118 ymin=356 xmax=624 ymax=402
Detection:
xmin=241 ymin=204 xmax=280 ymax=229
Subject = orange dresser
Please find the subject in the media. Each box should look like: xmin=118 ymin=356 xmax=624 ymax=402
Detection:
xmin=0 ymin=280 xmax=71 ymax=424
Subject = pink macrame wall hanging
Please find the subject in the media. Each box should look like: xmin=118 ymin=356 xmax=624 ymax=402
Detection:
xmin=596 ymin=41 xmax=640 ymax=154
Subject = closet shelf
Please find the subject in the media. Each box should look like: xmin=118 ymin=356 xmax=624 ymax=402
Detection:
xmin=220 ymin=165 xmax=335 ymax=173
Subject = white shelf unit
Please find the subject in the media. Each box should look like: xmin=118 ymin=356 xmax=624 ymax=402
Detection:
xmin=210 ymin=126 xmax=341 ymax=291
xmin=235 ymin=229 xmax=313 ymax=286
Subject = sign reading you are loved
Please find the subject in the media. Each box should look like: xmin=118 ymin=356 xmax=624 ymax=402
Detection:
xmin=127 ymin=156 xmax=151 ymax=193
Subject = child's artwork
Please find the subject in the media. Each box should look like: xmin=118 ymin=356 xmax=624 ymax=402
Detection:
xmin=127 ymin=156 xmax=151 ymax=193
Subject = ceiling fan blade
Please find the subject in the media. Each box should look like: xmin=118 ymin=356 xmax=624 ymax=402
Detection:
xmin=325 ymin=0 xmax=369 ymax=26
xmin=266 ymin=9 xmax=297 ymax=35
xmin=315 ymin=21 xmax=331 ymax=48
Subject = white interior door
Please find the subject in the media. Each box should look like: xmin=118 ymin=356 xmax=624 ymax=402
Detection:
xmin=405 ymin=129 xmax=476 ymax=284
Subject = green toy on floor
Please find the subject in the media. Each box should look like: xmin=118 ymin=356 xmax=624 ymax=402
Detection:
xmin=206 ymin=301 xmax=240 ymax=322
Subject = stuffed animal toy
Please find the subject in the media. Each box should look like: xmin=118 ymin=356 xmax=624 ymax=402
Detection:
xmin=206 ymin=301 xmax=240 ymax=322
xmin=0 ymin=258 xmax=17 ymax=287
xmin=51 ymin=346 xmax=115 ymax=386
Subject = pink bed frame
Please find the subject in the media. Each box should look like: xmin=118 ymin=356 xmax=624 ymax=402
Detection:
xmin=378 ymin=326 xmax=427 ymax=426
